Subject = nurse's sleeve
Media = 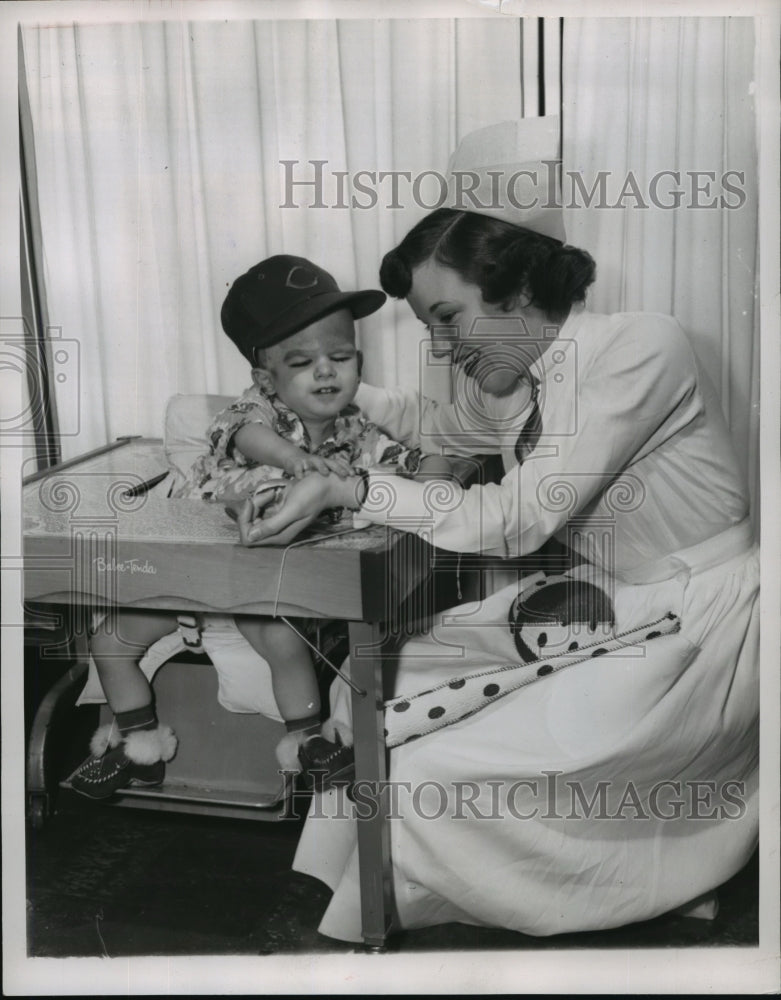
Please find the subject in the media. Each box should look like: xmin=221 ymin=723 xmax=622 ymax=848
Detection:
xmin=355 ymin=378 xmax=534 ymax=455
xmin=358 ymin=318 xmax=701 ymax=556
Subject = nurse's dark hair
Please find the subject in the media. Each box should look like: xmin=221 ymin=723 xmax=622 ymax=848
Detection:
xmin=379 ymin=208 xmax=595 ymax=318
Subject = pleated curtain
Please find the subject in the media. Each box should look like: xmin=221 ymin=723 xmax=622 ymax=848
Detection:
xmin=21 ymin=18 xmax=523 ymax=459
xmin=562 ymin=17 xmax=759 ymax=523
xmin=22 ymin=14 xmax=760 ymax=532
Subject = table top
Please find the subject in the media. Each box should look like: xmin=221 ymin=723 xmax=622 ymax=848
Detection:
xmin=23 ymin=439 xmax=430 ymax=620
xmin=23 ymin=439 xmax=388 ymax=548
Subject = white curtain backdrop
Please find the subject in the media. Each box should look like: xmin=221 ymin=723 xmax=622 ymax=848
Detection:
xmin=22 ymin=14 xmax=760 ymax=528
xmin=21 ymin=18 xmax=523 ymax=459
xmin=562 ymin=17 xmax=760 ymax=522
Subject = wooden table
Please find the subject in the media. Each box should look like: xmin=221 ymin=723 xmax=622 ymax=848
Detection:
xmin=24 ymin=437 xmax=574 ymax=948
xmin=23 ymin=437 xmax=454 ymax=949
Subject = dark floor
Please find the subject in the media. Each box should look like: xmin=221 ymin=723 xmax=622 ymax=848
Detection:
xmin=22 ymin=645 xmax=761 ymax=960
xmin=25 ymin=788 xmax=759 ymax=959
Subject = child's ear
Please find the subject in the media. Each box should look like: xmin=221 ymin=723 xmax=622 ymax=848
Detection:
xmin=251 ymin=367 xmax=275 ymax=395
xmin=356 ymin=349 xmax=364 ymax=378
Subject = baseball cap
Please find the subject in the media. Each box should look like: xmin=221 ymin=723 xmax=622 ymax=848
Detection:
xmin=221 ymin=255 xmax=386 ymax=364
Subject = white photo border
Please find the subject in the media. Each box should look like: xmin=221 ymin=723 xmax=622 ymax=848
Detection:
xmin=1 ymin=0 xmax=778 ymax=994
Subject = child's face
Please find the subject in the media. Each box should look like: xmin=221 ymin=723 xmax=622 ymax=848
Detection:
xmin=254 ymin=309 xmax=361 ymax=423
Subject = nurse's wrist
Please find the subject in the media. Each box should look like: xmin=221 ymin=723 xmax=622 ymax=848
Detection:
xmin=337 ymin=469 xmax=369 ymax=510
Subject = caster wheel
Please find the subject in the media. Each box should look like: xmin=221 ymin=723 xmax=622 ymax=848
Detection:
xmin=28 ymin=794 xmax=50 ymax=830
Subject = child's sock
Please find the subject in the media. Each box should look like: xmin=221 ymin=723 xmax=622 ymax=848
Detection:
xmin=89 ymin=704 xmax=175 ymax=767
xmin=116 ymin=704 xmax=158 ymax=737
xmin=275 ymin=712 xmax=321 ymax=772
xmin=115 ymin=704 xmax=178 ymax=766
xmin=285 ymin=712 xmax=321 ymax=737
xmin=88 ymin=703 xmax=159 ymax=758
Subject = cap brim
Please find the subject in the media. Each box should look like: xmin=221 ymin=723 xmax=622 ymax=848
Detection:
xmin=262 ymin=289 xmax=386 ymax=349
xmin=345 ymin=289 xmax=387 ymax=321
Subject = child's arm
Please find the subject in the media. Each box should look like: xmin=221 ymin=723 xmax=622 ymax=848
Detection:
xmin=354 ymin=419 xmax=493 ymax=487
xmin=233 ymin=423 xmax=351 ymax=480
xmin=415 ymin=454 xmax=465 ymax=481
xmin=354 ymin=379 xmax=534 ymax=455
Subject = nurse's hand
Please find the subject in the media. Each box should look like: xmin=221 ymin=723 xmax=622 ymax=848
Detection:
xmin=236 ymin=472 xmax=359 ymax=547
xmin=225 ymin=488 xmax=283 ymax=545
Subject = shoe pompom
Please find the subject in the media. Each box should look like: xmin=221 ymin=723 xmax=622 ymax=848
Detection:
xmin=124 ymin=725 xmax=178 ymax=765
xmin=156 ymin=724 xmax=178 ymax=762
xmin=89 ymin=723 xmax=122 ymax=757
xmin=275 ymin=732 xmax=305 ymax=773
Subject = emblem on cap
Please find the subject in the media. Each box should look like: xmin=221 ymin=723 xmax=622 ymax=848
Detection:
xmin=286 ymin=265 xmax=319 ymax=289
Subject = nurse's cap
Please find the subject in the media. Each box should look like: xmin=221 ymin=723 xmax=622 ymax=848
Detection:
xmin=446 ymin=116 xmax=566 ymax=243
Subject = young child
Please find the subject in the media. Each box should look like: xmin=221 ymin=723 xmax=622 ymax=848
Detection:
xmin=69 ymin=255 xmax=426 ymax=800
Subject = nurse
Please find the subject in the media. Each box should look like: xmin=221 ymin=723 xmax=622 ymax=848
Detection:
xmin=237 ymin=120 xmax=759 ymax=942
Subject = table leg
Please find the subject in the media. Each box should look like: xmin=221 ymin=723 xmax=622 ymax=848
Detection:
xmin=348 ymin=619 xmax=393 ymax=949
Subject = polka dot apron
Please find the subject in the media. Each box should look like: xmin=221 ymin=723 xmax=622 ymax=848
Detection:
xmin=382 ymin=573 xmax=681 ymax=749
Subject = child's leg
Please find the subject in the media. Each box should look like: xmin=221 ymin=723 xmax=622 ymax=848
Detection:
xmin=235 ymin=616 xmax=326 ymax=771
xmin=90 ymin=609 xmax=178 ymax=713
xmin=234 ymin=616 xmax=320 ymax=723
xmin=235 ymin=616 xmax=354 ymax=785
xmin=70 ymin=610 xmax=180 ymax=799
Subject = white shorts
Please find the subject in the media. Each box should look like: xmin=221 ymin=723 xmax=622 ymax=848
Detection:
xmin=76 ymin=613 xmax=284 ymax=721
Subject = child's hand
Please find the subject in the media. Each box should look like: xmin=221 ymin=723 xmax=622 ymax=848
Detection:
xmin=283 ymin=453 xmax=353 ymax=480
xmin=319 ymin=455 xmax=353 ymax=479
